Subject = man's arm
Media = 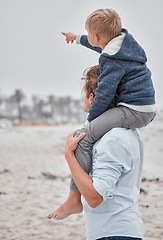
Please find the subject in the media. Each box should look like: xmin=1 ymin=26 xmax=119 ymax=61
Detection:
xmin=92 ymin=134 xmax=131 ymax=199
xmin=65 ymin=130 xmax=103 ymax=208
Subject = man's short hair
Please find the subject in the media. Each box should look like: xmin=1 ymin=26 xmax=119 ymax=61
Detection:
xmin=82 ymin=65 xmax=99 ymax=98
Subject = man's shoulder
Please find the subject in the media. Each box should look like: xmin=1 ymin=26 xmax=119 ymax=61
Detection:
xmin=93 ymin=128 xmax=143 ymax=161
xmin=103 ymin=127 xmax=138 ymax=140
xmin=95 ymin=128 xmax=140 ymax=150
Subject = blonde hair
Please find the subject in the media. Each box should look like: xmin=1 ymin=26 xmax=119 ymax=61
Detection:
xmin=85 ymin=9 xmax=122 ymax=42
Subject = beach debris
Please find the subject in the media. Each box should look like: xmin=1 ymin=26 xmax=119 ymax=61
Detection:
xmin=140 ymin=204 xmax=150 ymax=208
xmin=0 ymin=169 xmax=11 ymax=174
xmin=140 ymin=188 xmax=147 ymax=194
xmin=27 ymin=176 xmax=36 ymax=180
xmin=145 ymin=205 xmax=149 ymax=208
xmin=27 ymin=172 xmax=70 ymax=181
xmin=41 ymin=171 xmax=70 ymax=181
xmin=0 ymin=191 xmax=7 ymax=195
xmin=142 ymin=177 xmax=161 ymax=183
xmin=42 ymin=171 xmax=57 ymax=180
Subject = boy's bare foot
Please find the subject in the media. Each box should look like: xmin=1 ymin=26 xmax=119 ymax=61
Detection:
xmin=47 ymin=190 xmax=83 ymax=220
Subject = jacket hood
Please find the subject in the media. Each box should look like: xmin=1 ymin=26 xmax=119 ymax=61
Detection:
xmin=102 ymin=29 xmax=147 ymax=64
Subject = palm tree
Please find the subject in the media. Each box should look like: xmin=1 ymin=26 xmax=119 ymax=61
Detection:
xmin=48 ymin=95 xmax=56 ymax=120
xmin=12 ymin=89 xmax=25 ymax=122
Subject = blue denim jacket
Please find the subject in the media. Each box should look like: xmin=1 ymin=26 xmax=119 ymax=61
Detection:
xmin=79 ymin=29 xmax=155 ymax=122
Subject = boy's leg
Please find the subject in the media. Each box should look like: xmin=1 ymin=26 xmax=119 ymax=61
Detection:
xmin=70 ymin=106 xmax=130 ymax=190
xmin=70 ymin=106 xmax=156 ymax=190
xmin=47 ymin=190 xmax=83 ymax=220
xmin=70 ymin=127 xmax=93 ymax=190
xmin=49 ymin=106 xmax=156 ymax=220
xmin=51 ymin=107 xmax=128 ymax=220
xmin=87 ymin=106 xmax=156 ymax=140
xmin=48 ymin=106 xmax=155 ymax=220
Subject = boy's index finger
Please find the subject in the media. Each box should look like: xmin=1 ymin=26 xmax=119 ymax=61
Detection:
xmin=61 ymin=32 xmax=66 ymax=36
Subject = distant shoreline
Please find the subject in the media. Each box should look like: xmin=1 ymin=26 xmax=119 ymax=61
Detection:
xmin=12 ymin=122 xmax=65 ymax=127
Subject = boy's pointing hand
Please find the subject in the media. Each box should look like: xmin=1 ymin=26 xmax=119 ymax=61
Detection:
xmin=62 ymin=32 xmax=77 ymax=43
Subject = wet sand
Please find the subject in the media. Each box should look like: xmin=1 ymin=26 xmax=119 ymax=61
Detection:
xmin=0 ymin=120 xmax=163 ymax=240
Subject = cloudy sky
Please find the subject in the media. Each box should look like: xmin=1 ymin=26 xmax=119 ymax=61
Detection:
xmin=0 ymin=0 xmax=163 ymax=108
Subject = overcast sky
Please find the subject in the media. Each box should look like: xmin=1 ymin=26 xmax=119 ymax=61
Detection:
xmin=0 ymin=0 xmax=163 ymax=108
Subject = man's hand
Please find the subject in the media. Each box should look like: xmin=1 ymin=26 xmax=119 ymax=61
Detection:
xmin=62 ymin=32 xmax=77 ymax=43
xmin=65 ymin=129 xmax=86 ymax=157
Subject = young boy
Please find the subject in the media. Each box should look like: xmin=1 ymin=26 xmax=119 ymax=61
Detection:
xmin=48 ymin=9 xmax=156 ymax=220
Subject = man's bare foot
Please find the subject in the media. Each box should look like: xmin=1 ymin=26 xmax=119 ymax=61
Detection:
xmin=47 ymin=190 xmax=83 ymax=220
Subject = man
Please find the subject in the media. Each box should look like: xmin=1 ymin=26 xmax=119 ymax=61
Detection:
xmin=49 ymin=65 xmax=144 ymax=240
xmin=65 ymin=115 xmax=144 ymax=240
xmin=64 ymin=66 xmax=144 ymax=239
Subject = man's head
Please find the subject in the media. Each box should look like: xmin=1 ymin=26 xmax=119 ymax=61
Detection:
xmin=82 ymin=65 xmax=117 ymax=112
xmin=85 ymin=9 xmax=122 ymax=48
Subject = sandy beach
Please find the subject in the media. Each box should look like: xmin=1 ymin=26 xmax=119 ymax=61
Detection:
xmin=0 ymin=119 xmax=163 ymax=240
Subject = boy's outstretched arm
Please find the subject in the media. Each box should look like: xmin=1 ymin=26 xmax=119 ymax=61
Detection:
xmin=79 ymin=35 xmax=102 ymax=53
xmin=62 ymin=32 xmax=77 ymax=43
xmin=62 ymin=32 xmax=102 ymax=53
